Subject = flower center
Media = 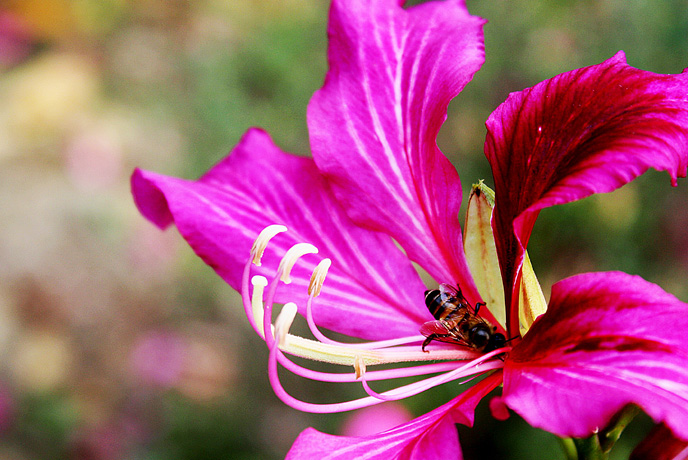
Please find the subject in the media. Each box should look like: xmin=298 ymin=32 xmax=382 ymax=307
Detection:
xmin=239 ymin=225 xmax=510 ymax=413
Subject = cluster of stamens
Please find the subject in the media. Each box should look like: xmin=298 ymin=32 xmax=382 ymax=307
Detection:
xmin=240 ymin=225 xmax=509 ymax=413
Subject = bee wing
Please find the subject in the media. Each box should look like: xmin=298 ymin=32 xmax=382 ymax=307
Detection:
xmin=438 ymin=283 xmax=460 ymax=299
xmin=438 ymin=283 xmax=474 ymax=308
xmin=420 ymin=320 xmax=450 ymax=338
xmin=420 ymin=320 xmax=472 ymax=346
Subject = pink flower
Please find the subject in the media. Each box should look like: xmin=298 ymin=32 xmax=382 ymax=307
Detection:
xmin=0 ymin=11 xmax=33 ymax=67
xmin=131 ymin=0 xmax=688 ymax=458
xmin=130 ymin=331 xmax=185 ymax=388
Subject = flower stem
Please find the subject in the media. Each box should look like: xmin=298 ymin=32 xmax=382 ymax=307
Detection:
xmin=571 ymin=436 xmax=609 ymax=460
xmin=558 ymin=437 xmax=578 ymax=460
xmin=561 ymin=405 xmax=640 ymax=460
xmin=598 ymin=405 xmax=640 ymax=452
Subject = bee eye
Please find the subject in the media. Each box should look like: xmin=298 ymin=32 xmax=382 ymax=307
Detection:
xmin=469 ymin=325 xmax=490 ymax=348
xmin=491 ymin=333 xmax=506 ymax=349
xmin=484 ymin=333 xmax=507 ymax=353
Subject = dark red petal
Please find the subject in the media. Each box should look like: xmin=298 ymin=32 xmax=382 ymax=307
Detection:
xmin=485 ymin=52 xmax=688 ymax=334
xmin=631 ymin=423 xmax=688 ymax=460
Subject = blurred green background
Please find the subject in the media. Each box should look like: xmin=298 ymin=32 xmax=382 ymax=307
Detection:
xmin=1 ymin=0 xmax=687 ymax=458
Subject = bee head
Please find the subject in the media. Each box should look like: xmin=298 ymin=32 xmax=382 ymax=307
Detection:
xmin=484 ymin=332 xmax=507 ymax=353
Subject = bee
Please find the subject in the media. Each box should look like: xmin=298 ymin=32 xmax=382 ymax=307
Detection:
xmin=420 ymin=283 xmax=506 ymax=353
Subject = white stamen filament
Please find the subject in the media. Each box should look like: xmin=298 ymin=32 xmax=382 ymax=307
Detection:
xmin=275 ymin=302 xmax=298 ymax=347
xmin=251 ymin=275 xmax=268 ymax=337
xmin=281 ymin=333 xmax=479 ymax=366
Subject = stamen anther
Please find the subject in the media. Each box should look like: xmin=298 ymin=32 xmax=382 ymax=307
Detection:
xmin=275 ymin=302 xmax=298 ymax=347
xmin=251 ymin=275 xmax=269 ymax=335
xmin=278 ymin=243 xmax=318 ymax=284
xmin=354 ymin=355 xmax=366 ymax=380
xmin=251 ymin=225 xmax=288 ymax=266
xmin=308 ymin=258 xmax=331 ymax=297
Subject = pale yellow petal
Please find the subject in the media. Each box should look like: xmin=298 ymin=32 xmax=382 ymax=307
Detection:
xmin=463 ymin=181 xmax=506 ymax=330
xmin=518 ymin=252 xmax=547 ymax=336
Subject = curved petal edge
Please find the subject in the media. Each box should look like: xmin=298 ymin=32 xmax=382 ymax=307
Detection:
xmin=486 ymin=51 xmax=688 ymax=333
xmin=131 ymin=128 xmax=429 ymax=340
xmin=286 ymin=372 xmax=501 ymax=460
xmin=309 ymin=0 xmax=486 ymax=299
xmin=503 ymin=271 xmax=688 ymax=441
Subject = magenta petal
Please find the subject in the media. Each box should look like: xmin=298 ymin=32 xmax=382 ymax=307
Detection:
xmin=132 ymin=128 xmax=428 ymax=340
xmin=502 ymin=272 xmax=688 ymax=440
xmin=341 ymin=404 xmax=414 ymax=437
xmin=308 ymin=0 xmax=485 ymax=297
xmin=286 ymin=372 xmax=501 ymax=460
xmin=485 ymin=52 xmax=688 ymax=332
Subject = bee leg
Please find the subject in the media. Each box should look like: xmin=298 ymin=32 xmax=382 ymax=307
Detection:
xmin=422 ymin=334 xmax=452 ymax=352
xmin=421 ymin=336 xmax=434 ymax=352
